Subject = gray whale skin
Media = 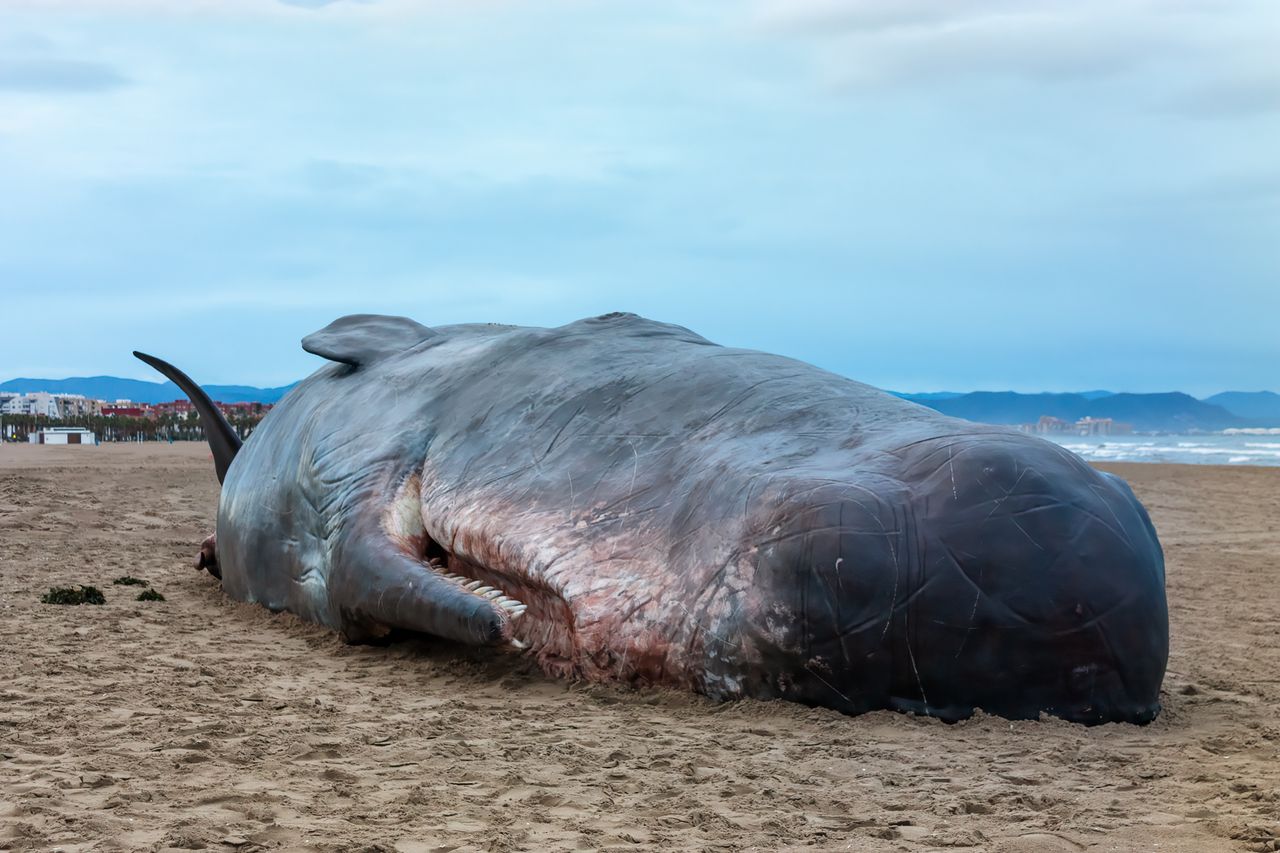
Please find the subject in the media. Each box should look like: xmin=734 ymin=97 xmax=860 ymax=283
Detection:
xmin=137 ymin=312 xmax=1168 ymax=725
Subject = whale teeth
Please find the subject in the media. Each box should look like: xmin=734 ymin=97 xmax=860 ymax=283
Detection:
xmin=420 ymin=556 xmax=533 ymax=628
xmin=426 ymin=564 xmax=528 ymax=615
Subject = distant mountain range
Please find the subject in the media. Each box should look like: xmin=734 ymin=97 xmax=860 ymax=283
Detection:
xmin=1201 ymin=391 xmax=1280 ymax=423
xmin=3 ymin=375 xmax=1278 ymax=431
xmin=0 ymin=376 xmax=297 ymax=405
xmin=894 ymin=390 xmax=1280 ymax=431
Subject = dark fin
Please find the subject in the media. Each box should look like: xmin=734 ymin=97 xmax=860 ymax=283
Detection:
xmin=133 ymin=351 xmax=242 ymax=485
xmin=302 ymin=314 xmax=437 ymax=368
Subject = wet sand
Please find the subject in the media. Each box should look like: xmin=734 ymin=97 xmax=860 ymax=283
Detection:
xmin=1 ymin=442 xmax=1278 ymax=852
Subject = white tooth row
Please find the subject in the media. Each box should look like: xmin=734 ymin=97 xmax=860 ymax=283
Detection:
xmin=432 ymin=570 xmax=527 ymax=618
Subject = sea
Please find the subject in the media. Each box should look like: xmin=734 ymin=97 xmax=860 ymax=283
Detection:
xmin=1045 ymin=430 xmax=1280 ymax=467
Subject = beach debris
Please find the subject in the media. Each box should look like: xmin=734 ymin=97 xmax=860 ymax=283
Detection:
xmin=40 ymin=585 xmax=106 ymax=605
xmin=136 ymin=589 xmax=166 ymax=602
xmin=112 ymin=575 xmax=149 ymax=587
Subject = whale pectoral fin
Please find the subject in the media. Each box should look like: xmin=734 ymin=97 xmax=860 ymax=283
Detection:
xmin=301 ymin=314 xmax=437 ymax=368
xmin=330 ymin=525 xmax=508 ymax=646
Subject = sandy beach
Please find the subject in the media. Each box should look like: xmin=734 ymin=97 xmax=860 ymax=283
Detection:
xmin=1 ymin=442 xmax=1277 ymax=852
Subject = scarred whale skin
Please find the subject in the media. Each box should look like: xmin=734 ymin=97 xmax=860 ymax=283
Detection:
xmin=156 ymin=312 xmax=1170 ymax=724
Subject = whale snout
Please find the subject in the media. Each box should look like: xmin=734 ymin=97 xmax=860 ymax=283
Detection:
xmin=720 ymin=433 xmax=1168 ymax=724
xmin=906 ymin=436 xmax=1168 ymax=723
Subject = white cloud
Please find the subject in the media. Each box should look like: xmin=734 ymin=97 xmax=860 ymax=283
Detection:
xmin=751 ymin=0 xmax=1279 ymax=94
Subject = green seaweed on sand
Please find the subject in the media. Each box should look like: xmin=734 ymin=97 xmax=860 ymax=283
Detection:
xmin=136 ymin=589 xmax=165 ymax=602
xmin=41 ymin=586 xmax=106 ymax=606
xmin=112 ymin=576 xmax=149 ymax=587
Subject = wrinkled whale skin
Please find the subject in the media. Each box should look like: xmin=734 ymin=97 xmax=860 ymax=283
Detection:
xmin=208 ymin=312 xmax=1168 ymax=724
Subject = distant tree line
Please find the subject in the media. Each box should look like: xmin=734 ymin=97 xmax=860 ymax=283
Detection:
xmin=0 ymin=411 xmax=267 ymax=443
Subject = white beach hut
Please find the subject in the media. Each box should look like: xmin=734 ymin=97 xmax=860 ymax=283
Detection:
xmin=30 ymin=427 xmax=98 ymax=445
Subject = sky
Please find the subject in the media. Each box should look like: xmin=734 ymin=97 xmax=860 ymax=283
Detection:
xmin=0 ymin=0 xmax=1277 ymax=395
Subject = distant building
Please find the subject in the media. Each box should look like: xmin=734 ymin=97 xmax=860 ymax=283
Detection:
xmin=218 ymin=399 xmax=263 ymax=412
xmin=29 ymin=427 xmax=98 ymax=445
xmin=1023 ymin=415 xmax=1135 ymax=436
xmin=1074 ymin=417 xmax=1133 ymax=436
xmin=56 ymin=394 xmax=102 ymax=418
xmin=153 ymin=399 xmax=195 ymax=417
xmin=102 ymin=406 xmax=147 ymax=418
xmin=33 ymin=393 xmax=60 ymax=417
xmin=218 ymin=401 xmax=268 ymax=417
xmin=1 ymin=392 xmax=60 ymax=417
xmin=1035 ymin=416 xmax=1071 ymax=434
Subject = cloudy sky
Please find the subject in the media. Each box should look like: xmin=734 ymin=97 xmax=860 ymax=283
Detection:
xmin=1 ymin=0 xmax=1276 ymax=394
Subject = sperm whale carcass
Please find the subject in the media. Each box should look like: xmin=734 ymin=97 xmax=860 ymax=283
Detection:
xmin=137 ymin=312 xmax=1168 ymax=724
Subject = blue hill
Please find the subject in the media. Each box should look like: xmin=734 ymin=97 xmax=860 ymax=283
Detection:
xmin=1202 ymin=391 xmax=1280 ymax=426
xmin=900 ymin=391 xmax=1241 ymax=431
xmin=0 ymin=376 xmax=294 ymax=404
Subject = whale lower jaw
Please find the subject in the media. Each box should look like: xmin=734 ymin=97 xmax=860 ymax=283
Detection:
xmin=424 ymin=549 xmax=582 ymax=678
xmin=421 ymin=555 xmax=528 ymax=621
xmin=381 ymin=470 xmax=583 ymax=676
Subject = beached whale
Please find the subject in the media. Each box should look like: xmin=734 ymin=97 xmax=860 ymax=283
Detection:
xmin=137 ymin=312 xmax=1168 ymax=724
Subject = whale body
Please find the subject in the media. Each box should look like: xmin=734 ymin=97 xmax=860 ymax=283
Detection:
xmin=138 ymin=312 xmax=1169 ymax=724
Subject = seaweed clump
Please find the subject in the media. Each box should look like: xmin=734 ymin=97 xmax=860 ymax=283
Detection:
xmin=136 ymin=589 xmax=166 ymax=602
xmin=41 ymin=586 xmax=106 ymax=606
xmin=113 ymin=576 xmax=149 ymax=587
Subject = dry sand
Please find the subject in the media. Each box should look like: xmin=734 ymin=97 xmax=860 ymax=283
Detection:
xmin=1 ymin=442 xmax=1278 ymax=852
